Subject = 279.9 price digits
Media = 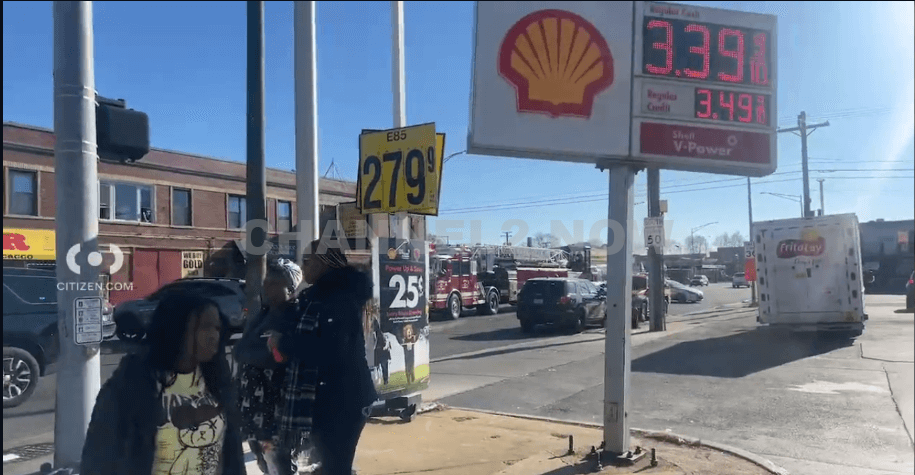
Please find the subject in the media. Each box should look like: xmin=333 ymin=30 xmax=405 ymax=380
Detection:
xmin=362 ymin=146 xmax=435 ymax=211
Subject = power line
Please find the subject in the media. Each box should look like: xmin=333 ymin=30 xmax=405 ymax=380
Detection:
xmin=438 ymin=175 xmax=912 ymax=215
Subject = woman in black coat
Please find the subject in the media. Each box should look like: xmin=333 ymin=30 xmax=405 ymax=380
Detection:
xmin=267 ymin=239 xmax=378 ymax=475
xmin=81 ymin=292 xmax=245 ymax=475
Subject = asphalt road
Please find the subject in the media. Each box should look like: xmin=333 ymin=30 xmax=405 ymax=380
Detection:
xmin=435 ymin=295 xmax=915 ymax=475
xmin=2 ymin=282 xmax=749 ymax=469
xmin=430 ymin=282 xmax=750 ymax=359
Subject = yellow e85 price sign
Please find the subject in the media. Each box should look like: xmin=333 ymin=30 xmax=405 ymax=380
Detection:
xmin=358 ymin=123 xmax=442 ymax=215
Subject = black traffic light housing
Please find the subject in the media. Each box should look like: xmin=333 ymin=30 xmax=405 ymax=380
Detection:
xmin=96 ymin=95 xmax=149 ymax=163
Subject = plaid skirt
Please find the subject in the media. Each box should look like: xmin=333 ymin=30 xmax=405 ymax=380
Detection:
xmin=237 ymin=363 xmax=287 ymax=441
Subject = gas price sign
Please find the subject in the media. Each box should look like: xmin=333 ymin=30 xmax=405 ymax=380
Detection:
xmin=632 ymin=2 xmax=777 ymax=177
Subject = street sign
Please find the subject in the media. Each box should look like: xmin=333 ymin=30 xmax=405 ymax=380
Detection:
xmin=644 ymin=216 xmax=664 ymax=251
xmin=467 ymin=3 xmax=634 ymax=163
xmin=631 ymin=2 xmax=778 ymax=177
xmin=358 ymin=124 xmax=442 ymax=215
xmin=74 ymin=297 xmax=102 ymax=345
xmin=744 ymin=240 xmax=755 ymax=259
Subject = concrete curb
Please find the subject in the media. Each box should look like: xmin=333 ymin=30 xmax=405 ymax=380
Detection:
xmin=450 ymin=407 xmax=790 ymax=475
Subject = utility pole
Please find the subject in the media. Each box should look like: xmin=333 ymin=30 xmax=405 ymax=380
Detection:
xmin=647 ymin=168 xmax=665 ymax=331
xmin=245 ymin=0 xmax=267 ymax=318
xmin=294 ymin=0 xmax=320 ymax=264
xmin=503 ymin=231 xmax=512 ymax=245
xmin=817 ymin=178 xmax=825 ymax=216
xmin=777 ymin=111 xmax=829 ymax=218
xmin=53 ymin=1 xmax=101 ymax=468
xmin=747 ymin=177 xmax=757 ymax=306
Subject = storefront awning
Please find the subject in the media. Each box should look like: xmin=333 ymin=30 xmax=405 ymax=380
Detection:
xmin=3 ymin=228 xmax=56 ymax=261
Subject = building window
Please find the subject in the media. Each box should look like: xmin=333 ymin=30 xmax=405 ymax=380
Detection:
xmin=172 ymin=188 xmax=192 ymax=226
xmin=277 ymin=200 xmax=292 ymax=233
xmin=9 ymin=170 xmax=37 ymax=216
xmin=228 ymin=195 xmax=246 ymax=229
xmin=99 ymin=181 xmax=154 ymax=222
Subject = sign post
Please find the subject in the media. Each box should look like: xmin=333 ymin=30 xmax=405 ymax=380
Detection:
xmin=467 ymin=0 xmax=776 ymax=462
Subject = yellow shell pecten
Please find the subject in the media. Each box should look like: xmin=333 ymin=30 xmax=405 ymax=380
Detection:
xmin=499 ymin=10 xmax=614 ymax=118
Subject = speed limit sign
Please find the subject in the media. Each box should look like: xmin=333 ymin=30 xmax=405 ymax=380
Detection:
xmin=744 ymin=241 xmax=755 ymax=258
xmin=644 ymin=217 xmax=664 ymax=251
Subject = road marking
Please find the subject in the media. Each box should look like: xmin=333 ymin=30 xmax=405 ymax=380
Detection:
xmin=3 ymin=454 xmax=21 ymax=462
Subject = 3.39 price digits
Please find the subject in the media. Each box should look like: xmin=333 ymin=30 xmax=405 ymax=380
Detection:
xmin=695 ymin=88 xmax=769 ymax=126
xmin=643 ymin=17 xmax=771 ymax=87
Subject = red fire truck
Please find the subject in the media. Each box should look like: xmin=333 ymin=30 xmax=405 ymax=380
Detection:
xmin=429 ymin=244 xmax=570 ymax=320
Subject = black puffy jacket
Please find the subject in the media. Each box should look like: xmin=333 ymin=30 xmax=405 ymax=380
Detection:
xmin=275 ymin=265 xmax=379 ymax=414
xmin=80 ymin=351 xmax=246 ymax=475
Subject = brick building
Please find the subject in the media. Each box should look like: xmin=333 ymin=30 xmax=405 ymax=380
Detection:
xmin=3 ymin=121 xmax=384 ymax=305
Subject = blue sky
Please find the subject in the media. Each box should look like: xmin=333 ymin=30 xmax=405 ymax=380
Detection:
xmin=4 ymin=1 xmax=913 ymax=250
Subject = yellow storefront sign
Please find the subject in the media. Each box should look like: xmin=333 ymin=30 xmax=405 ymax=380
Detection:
xmin=3 ymin=229 xmax=56 ymax=261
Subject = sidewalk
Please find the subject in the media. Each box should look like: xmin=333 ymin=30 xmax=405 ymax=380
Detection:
xmin=306 ymin=406 xmax=783 ymax=475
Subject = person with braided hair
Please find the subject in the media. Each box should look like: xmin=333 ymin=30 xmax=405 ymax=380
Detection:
xmin=267 ymin=239 xmax=377 ymax=475
xmin=233 ymin=257 xmax=303 ymax=475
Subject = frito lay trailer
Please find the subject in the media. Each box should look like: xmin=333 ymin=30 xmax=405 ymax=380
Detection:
xmin=753 ymin=213 xmax=867 ymax=336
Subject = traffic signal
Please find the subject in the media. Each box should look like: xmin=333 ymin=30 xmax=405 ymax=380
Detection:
xmin=96 ymin=95 xmax=149 ymax=163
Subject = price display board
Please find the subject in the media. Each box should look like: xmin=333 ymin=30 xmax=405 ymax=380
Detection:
xmin=358 ymin=123 xmax=442 ymax=215
xmin=632 ymin=2 xmax=777 ymax=177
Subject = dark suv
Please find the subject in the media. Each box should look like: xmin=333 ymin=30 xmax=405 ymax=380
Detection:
xmin=113 ymin=278 xmax=247 ymax=342
xmin=517 ymin=278 xmax=606 ymax=333
xmin=3 ymin=267 xmax=114 ymax=408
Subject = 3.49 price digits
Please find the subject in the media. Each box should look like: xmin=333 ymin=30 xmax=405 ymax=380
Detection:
xmin=695 ymin=88 xmax=769 ymax=126
xmin=643 ymin=17 xmax=770 ymax=87
xmin=362 ymin=146 xmax=435 ymax=211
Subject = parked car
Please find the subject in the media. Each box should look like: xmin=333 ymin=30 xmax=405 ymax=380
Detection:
xmin=732 ymin=272 xmax=749 ymax=288
xmin=906 ymin=271 xmax=914 ymax=310
xmin=690 ymin=275 xmax=709 ymax=286
xmin=113 ymin=278 xmax=247 ymax=342
xmin=3 ymin=267 xmax=114 ymax=408
xmin=667 ymin=279 xmax=704 ymax=303
xmin=517 ymin=278 xmax=606 ymax=333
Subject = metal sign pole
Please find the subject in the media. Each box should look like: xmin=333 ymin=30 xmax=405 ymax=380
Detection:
xmin=52 ymin=1 xmax=102 ymax=468
xmin=294 ymin=0 xmax=320 ymax=263
xmin=603 ymin=165 xmax=635 ymax=456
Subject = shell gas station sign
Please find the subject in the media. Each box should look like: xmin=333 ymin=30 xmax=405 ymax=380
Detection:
xmin=468 ymin=1 xmax=777 ymax=177
xmin=468 ymin=3 xmax=633 ymax=163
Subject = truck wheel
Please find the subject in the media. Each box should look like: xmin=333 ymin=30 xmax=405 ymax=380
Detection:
xmin=447 ymin=294 xmax=462 ymax=320
xmin=520 ymin=319 xmax=535 ymax=334
xmin=477 ymin=289 xmax=500 ymax=316
xmin=3 ymin=347 xmax=40 ymax=409
xmin=115 ymin=314 xmax=145 ymax=342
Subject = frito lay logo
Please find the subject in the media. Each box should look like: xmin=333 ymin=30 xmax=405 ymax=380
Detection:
xmin=777 ymin=229 xmax=826 ymax=258
xmin=3 ymin=233 xmax=30 ymax=251
xmin=498 ymin=9 xmax=614 ymax=118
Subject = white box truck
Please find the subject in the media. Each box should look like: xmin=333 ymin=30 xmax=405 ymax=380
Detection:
xmin=753 ymin=213 xmax=867 ymax=337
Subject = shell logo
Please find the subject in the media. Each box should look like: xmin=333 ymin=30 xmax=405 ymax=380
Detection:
xmin=498 ymin=9 xmax=614 ymax=119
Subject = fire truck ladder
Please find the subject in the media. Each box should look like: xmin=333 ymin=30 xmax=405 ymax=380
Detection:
xmin=472 ymin=245 xmax=568 ymax=266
